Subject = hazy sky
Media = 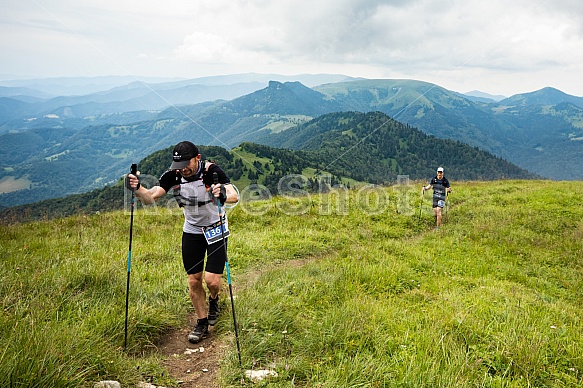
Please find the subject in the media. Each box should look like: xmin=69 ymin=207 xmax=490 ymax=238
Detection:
xmin=2 ymin=0 xmax=582 ymax=96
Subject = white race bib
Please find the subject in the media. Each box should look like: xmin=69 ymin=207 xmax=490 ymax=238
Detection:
xmin=202 ymin=219 xmax=230 ymax=244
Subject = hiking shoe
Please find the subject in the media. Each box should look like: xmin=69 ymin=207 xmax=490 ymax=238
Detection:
xmin=188 ymin=319 xmax=209 ymax=344
xmin=208 ymin=295 xmax=221 ymax=326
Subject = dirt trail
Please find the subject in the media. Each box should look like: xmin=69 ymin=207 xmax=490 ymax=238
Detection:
xmin=156 ymin=313 xmax=224 ymax=388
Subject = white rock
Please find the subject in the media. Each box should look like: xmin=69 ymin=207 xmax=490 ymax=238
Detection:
xmin=136 ymin=383 xmax=158 ymax=388
xmin=94 ymin=381 xmax=121 ymax=388
xmin=245 ymin=369 xmax=278 ymax=382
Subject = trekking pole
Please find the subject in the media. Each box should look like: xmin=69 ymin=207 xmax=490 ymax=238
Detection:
xmin=213 ymin=173 xmax=242 ymax=367
xmin=418 ymin=188 xmax=424 ymax=223
xmin=124 ymin=163 xmax=137 ymax=351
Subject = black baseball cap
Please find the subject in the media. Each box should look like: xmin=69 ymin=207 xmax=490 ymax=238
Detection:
xmin=170 ymin=141 xmax=199 ymax=170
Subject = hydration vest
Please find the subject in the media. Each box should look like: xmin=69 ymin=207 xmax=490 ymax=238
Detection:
xmin=172 ymin=161 xmax=217 ymax=208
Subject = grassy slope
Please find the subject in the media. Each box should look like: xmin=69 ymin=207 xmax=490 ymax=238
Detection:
xmin=1 ymin=180 xmax=582 ymax=387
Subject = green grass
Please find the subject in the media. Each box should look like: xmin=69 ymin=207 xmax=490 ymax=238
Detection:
xmin=1 ymin=180 xmax=582 ymax=387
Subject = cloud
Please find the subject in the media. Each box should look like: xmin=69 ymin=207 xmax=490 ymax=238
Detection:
xmin=1 ymin=0 xmax=583 ymax=95
xmin=174 ymin=31 xmax=273 ymax=64
xmin=168 ymin=0 xmax=582 ymax=74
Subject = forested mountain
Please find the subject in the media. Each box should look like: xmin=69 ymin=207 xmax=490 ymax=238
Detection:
xmin=499 ymin=87 xmax=583 ymax=108
xmin=313 ymin=80 xmax=583 ymax=180
xmin=1 ymin=111 xmax=536 ymax=223
xmin=260 ymin=111 xmax=536 ymax=181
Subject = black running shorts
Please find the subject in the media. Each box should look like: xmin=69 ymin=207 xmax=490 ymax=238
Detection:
xmin=433 ymin=196 xmax=446 ymax=209
xmin=181 ymin=232 xmax=227 ymax=275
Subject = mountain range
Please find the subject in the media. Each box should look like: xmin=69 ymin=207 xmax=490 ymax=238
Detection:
xmin=0 ymin=74 xmax=581 ymax=209
xmin=0 ymin=73 xmax=356 ymax=125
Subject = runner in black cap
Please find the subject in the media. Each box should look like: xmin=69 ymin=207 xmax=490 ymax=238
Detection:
xmin=127 ymin=141 xmax=238 ymax=343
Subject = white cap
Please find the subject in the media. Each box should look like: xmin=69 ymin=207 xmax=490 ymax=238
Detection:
xmin=437 ymin=167 xmax=444 ymax=172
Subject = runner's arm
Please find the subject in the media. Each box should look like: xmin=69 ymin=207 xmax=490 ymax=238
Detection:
xmin=207 ymin=164 xmax=238 ymax=204
xmin=219 ymin=183 xmax=239 ymax=204
xmin=128 ymin=170 xmax=170 ymax=205
xmin=422 ymin=179 xmax=434 ymax=192
xmin=135 ymin=185 xmax=167 ymax=205
xmin=445 ymin=178 xmax=452 ymax=193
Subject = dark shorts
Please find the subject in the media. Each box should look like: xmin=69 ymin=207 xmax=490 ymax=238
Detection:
xmin=181 ymin=232 xmax=227 ymax=275
xmin=433 ymin=196 xmax=446 ymax=209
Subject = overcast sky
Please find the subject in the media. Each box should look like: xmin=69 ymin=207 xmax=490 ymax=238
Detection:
xmin=2 ymin=0 xmax=582 ymax=97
